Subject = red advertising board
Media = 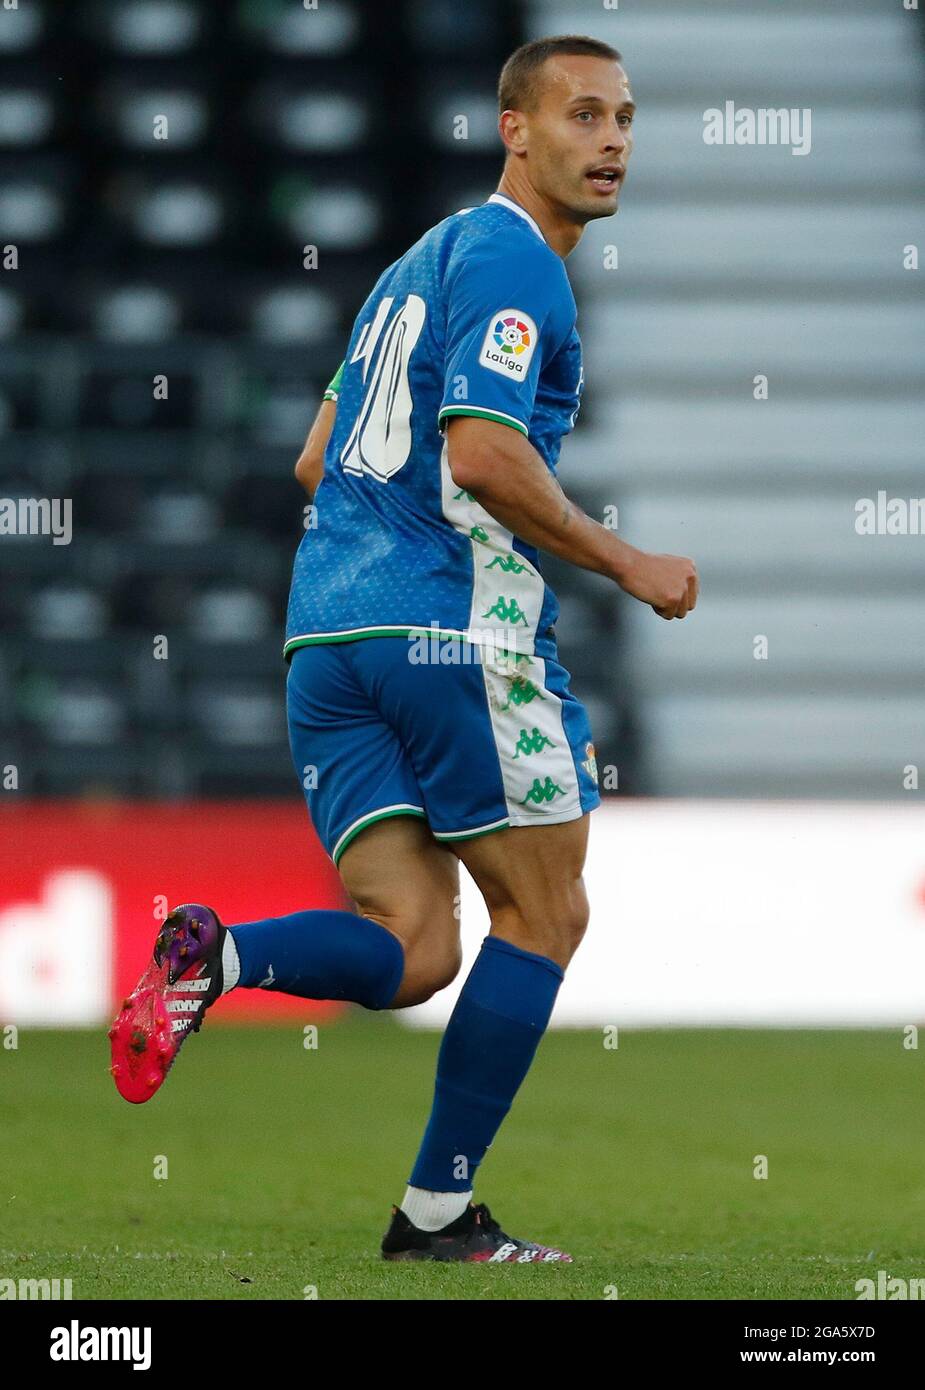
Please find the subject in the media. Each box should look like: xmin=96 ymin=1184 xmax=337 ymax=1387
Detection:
xmin=0 ymin=801 xmax=350 ymax=1025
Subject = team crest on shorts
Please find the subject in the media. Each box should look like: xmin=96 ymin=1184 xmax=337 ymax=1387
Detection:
xmin=581 ymin=741 xmax=598 ymax=783
xmin=478 ymin=308 xmax=538 ymax=379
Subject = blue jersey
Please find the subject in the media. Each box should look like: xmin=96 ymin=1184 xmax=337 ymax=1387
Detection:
xmin=284 ymin=193 xmax=583 ymax=662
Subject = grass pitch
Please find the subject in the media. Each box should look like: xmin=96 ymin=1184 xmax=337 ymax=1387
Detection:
xmin=2 ymin=1018 xmax=923 ymax=1300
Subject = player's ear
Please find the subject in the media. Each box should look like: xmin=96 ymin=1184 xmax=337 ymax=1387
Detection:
xmin=499 ymin=109 xmax=528 ymax=157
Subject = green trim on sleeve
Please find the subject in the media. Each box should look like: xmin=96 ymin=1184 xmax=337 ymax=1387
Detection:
xmin=323 ymin=359 xmax=345 ymax=402
xmin=437 ymin=405 xmax=528 ymax=437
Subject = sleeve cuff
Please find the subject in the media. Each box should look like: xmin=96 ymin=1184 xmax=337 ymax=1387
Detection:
xmin=437 ymin=405 xmax=528 ymax=437
xmin=323 ymin=359 xmax=345 ymax=403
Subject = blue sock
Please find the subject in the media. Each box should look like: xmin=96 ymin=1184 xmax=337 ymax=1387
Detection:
xmin=228 ymin=911 xmax=404 ymax=1011
xmin=409 ymin=934 xmax=564 ymax=1192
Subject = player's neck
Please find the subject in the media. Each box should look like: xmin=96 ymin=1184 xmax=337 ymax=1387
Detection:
xmin=493 ymin=176 xmax=584 ymax=259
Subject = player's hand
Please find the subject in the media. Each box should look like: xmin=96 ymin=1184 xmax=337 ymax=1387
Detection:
xmin=619 ymin=550 xmax=699 ymax=620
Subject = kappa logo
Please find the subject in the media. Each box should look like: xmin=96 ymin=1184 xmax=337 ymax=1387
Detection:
xmin=478 ymin=308 xmax=537 ymax=379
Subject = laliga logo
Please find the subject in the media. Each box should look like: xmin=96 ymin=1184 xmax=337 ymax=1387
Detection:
xmin=493 ymin=316 xmax=531 ymax=357
xmin=480 ymin=308 xmax=537 ymax=379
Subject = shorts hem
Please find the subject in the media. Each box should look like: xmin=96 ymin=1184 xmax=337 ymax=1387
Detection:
xmin=506 ymin=802 xmax=597 ymax=829
xmin=331 ymin=805 xmax=426 ymax=866
xmin=431 ymin=816 xmax=511 ymax=843
xmin=432 ymin=800 xmax=596 ymax=842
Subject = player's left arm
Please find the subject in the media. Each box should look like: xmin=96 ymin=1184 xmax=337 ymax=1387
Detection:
xmin=294 ymin=360 xmax=343 ymax=498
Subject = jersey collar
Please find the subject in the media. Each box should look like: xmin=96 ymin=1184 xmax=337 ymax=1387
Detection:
xmin=486 ymin=192 xmax=546 ymax=245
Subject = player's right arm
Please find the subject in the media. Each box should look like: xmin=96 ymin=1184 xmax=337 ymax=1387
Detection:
xmin=439 ymin=235 xmax=697 ymax=621
xmin=294 ymin=361 xmax=343 ymax=499
xmin=446 ymin=417 xmax=697 ymax=620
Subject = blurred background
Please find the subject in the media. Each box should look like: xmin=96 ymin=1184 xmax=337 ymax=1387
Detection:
xmin=1 ymin=0 xmax=924 ymax=1027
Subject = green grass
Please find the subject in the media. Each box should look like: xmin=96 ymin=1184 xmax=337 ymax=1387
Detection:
xmin=2 ymin=1019 xmax=923 ymax=1299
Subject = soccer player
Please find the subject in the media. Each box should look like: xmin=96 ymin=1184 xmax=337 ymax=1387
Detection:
xmin=111 ymin=35 xmax=698 ymax=1262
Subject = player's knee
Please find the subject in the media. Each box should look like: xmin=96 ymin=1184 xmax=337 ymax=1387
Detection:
xmin=382 ymin=899 xmax=463 ymax=1006
xmin=567 ymin=905 xmax=589 ymax=959
xmin=568 ymin=881 xmax=591 ymax=952
xmin=498 ymin=880 xmax=589 ymax=965
xmin=421 ymin=949 xmax=463 ymax=1002
xmin=549 ymin=896 xmax=589 ymax=963
xmin=395 ymin=937 xmax=463 ymax=1007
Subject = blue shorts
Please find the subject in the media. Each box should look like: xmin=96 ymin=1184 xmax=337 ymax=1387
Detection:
xmin=286 ymin=636 xmax=601 ymax=867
